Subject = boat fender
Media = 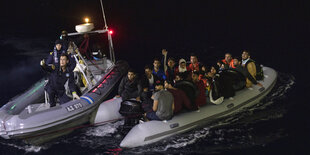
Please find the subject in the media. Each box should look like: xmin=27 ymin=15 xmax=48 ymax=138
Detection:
xmin=209 ymin=89 xmax=224 ymax=105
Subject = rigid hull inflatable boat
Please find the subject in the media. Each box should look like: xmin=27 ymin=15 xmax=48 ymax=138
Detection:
xmin=0 ymin=20 xmax=129 ymax=144
xmin=93 ymin=67 xmax=277 ymax=148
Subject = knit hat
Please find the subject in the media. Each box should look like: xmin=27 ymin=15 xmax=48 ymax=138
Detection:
xmin=55 ymin=39 xmax=62 ymax=45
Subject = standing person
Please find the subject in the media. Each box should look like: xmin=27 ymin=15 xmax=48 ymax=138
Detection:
xmin=41 ymin=53 xmax=79 ymax=107
xmin=192 ymin=71 xmax=207 ymax=107
xmin=60 ymin=30 xmax=70 ymax=51
xmin=146 ymin=80 xmax=174 ymax=121
xmin=153 ymin=58 xmax=166 ymax=80
xmin=241 ymin=50 xmax=263 ymax=88
xmin=117 ymin=69 xmax=142 ymax=101
xmin=44 ymin=40 xmax=76 ymax=72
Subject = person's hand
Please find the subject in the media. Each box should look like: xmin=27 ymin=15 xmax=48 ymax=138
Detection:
xmin=72 ymin=92 xmax=80 ymax=100
xmin=115 ymin=95 xmax=121 ymax=98
xmin=136 ymin=96 xmax=141 ymax=101
xmin=40 ymin=59 xmax=45 ymax=66
xmin=257 ymin=82 xmax=263 ymax=87
xmin=162 ymin=49 xmax=168 ymax=56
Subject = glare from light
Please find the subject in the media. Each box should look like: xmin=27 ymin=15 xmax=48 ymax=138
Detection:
xmin=109 ymin=30 xmax=113 ymax=34
xmin=84 ymin=18 xmax=90 ymax=23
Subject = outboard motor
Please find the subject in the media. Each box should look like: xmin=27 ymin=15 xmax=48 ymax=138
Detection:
xmin=119 ymin=99 xmax=144 ymax=132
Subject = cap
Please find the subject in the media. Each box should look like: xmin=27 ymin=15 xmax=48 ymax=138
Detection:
xmin=155 ymin=80 xmax=164 ymax=86
xmin=179 ymin=58 xmax=186 ymax=64
xmin=55 ymin=39 xmax=62 ymax=45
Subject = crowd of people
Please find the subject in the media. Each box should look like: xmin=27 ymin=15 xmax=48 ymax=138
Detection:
xmin=39 ymin=30 xmax=263 ymax=121
xmin=117 ymin=49 xmax=264 ymax=121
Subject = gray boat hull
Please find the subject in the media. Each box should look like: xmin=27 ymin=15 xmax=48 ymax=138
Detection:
xmin=0 ymin=60 xmax=129 ymax=144
xmin=93 ymin=67 xmax=277 ymax=148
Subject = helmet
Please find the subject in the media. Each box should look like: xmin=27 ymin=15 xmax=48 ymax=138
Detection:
xmin=61 ymin=30 xmax=68 ymax=37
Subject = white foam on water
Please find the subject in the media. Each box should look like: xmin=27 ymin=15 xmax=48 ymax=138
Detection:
xmin=85 ymin=120 xmax=124 ymax=137
xmin=0 ymin=141 xmax=46 ymax=153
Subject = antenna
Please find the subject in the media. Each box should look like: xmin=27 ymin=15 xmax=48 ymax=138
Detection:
xmin=100 ymin=0 xmax=108 ymax=30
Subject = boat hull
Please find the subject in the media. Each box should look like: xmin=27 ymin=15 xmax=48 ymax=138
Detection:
xmin=92 ymin=67 xmax=277 ymax=148
xmin=0 ymin=60 xmax=129 ymax=144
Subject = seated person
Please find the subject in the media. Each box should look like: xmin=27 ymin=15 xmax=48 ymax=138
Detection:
xmin=146 ymin=80 xmax=174 ymax=121
xmin=233 ymin=58 xmax=263 ymax=88
xmin=153 ymin=58 xmax=166 ymax=80
xmin=141 ymin=65 xmax=160 ymax=92
xmin=161 ymin=49 xmax=176 ymax=83
xmin=241 ymin=50 xmax=263 ymax=88
xmin=166 ymin=57 xmax=176 ymax=83
xmin=188 ymin=53 xmax=202 ymax=72
xmin=164 ymin=80 xmax=192 ymax=114
xmin=216 ymin=60 xmax=225 ymax=71
xmin=222 ymin=53 xmax=235 ymax=69
xmin=175 ymin=58 xmax=188 ymax=74
xmin=174 ymin=73 xmax=199 ymax=110
xmin=41 ymin=53 xmax=80 ymax=107
xmin=192 ymin=71 xmax=207 ymax=107
xmin=117 ymin=69 xmax=142 ymax=101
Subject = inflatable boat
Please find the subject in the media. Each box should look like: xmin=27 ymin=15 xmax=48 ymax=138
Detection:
xmin=0 ymin=22 xmax=129 ymax=144
xmin=93 ymin=66 xmax=277 ymax=148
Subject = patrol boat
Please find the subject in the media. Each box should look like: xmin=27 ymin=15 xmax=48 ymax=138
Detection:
xmin=0 ymin=6 xmax=129 ymax=144
xmin=93 ymin=66 xmax=277 ymax=148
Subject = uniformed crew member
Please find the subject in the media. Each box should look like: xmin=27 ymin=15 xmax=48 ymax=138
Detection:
xmin=41 ymin=53 xmax=80 ymax=107
xmin=45 ymin=39 xmax=76 ymax=72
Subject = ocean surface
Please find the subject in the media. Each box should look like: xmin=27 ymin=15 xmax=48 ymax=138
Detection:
xmin=0 ymin=1 xmax=309 ymax=154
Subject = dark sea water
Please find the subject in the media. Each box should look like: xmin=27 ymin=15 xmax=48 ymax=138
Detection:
xmin=0 ymin=0 xmax=309 ymax=154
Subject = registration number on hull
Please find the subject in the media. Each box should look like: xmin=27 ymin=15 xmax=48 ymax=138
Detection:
xmin=66 ymin=103 xmax=83 ymax=112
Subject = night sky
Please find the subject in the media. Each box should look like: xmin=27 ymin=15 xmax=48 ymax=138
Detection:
xmin=0 ymin=0 xmax=309 ymax=154
xmin=1 ymin=1 xmax=309 ymax=73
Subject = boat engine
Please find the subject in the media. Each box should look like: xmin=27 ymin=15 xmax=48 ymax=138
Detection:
xmin=119 ymin=99 xmax=144 ymax=132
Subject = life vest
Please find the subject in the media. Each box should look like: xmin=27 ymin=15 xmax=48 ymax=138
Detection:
xmin=53 ymin=48 xmax=66 ymax=64
xmin=188 ymin=63 xmax=200 ymax=71
xmin=222 ymin=59 xmax=236 ymax=68
xmin=245 ymin=59 xmax=264 ymax=81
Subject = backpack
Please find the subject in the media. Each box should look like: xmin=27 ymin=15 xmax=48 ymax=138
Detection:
xmin=255 ymin=62 xmax=264 ymax=81
xmin=245 ymin=59 xmax=264 ymax=81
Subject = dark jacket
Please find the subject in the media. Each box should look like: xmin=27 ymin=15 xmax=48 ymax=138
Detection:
xmin=118 ymin=76 xmax=142 ymax=96
xmin=174 ymin=80 xmax=199 ymax=110
xmin=166 ymin=66 xmax=176 ymax=83
xmin=42 ymin=64 xmax=76 ymax=94
xmin=141 ymin=73 xmax=160 ymax=91
xmin=46 ymin=47 xmax=76 ymax=72
xmin=234 ymin=65 xmax=257 ymax=85
xmin=167 ymin=88 xmax=193 ymax=113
